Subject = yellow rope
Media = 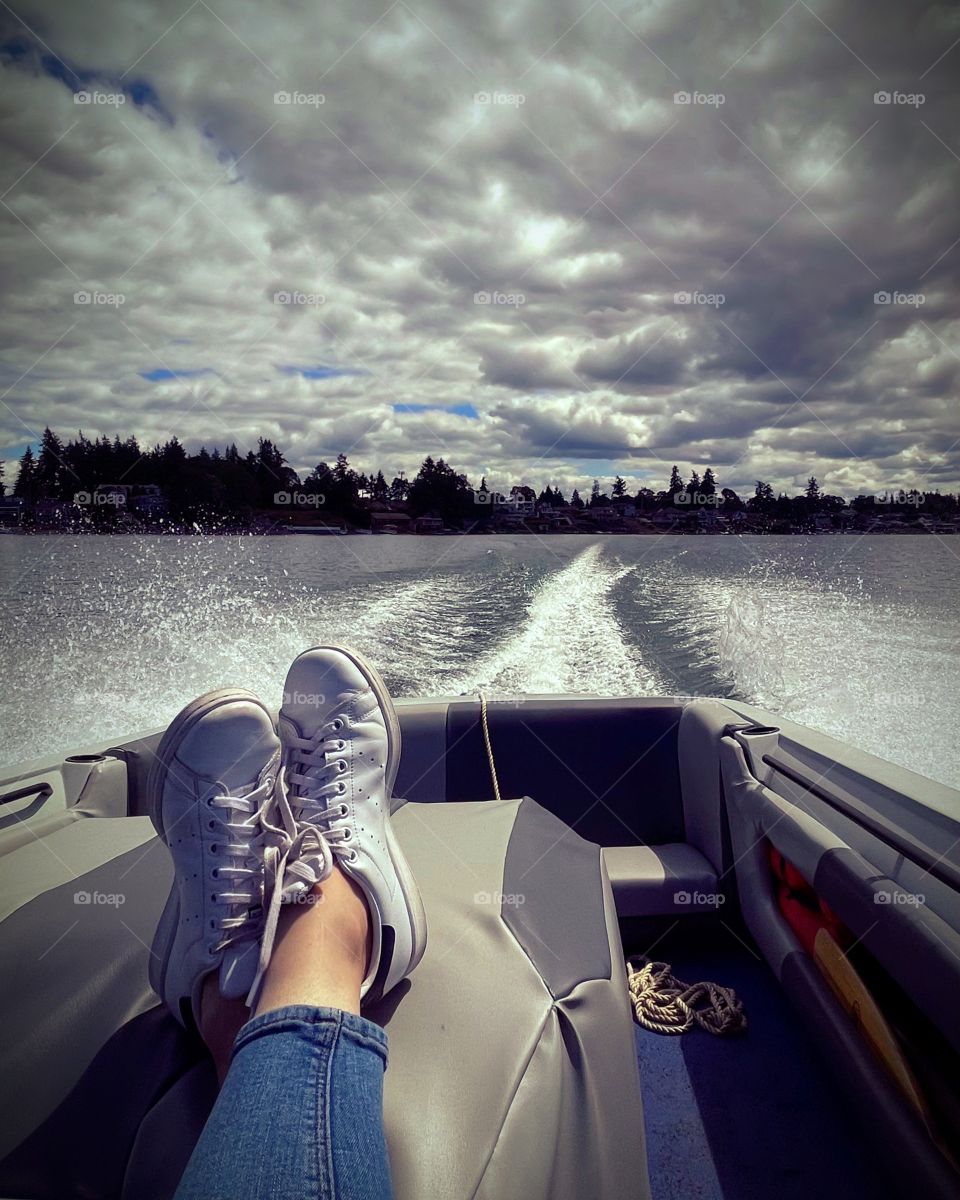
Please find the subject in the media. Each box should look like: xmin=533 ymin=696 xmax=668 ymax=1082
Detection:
xmin=477 ymin=691 xmax=502 ymax=803
xmin=627 ymin=958 xmax=747 ymax=1036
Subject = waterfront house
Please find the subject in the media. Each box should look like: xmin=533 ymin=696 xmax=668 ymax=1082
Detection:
xmin=132 ymin=485 xmax=168 ymax=518
xmin=33 ymin=498 xmax=74 ymax=527
xmin=371 ymin=511 xmax=412 ymax=533
xmin=93 ymin=484 xmax=132 ymax=508
xmin=0 ymin=496 xmax=27 ymax=526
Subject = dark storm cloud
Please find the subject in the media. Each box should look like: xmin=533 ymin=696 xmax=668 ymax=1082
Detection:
xmin=0 ymin=0 xmax=958 ymax=496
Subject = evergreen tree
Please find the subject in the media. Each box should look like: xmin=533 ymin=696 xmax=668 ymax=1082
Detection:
xmin=589 ymin=479 xmax=602 ymax=507
xmin=668 ymin=465 xmax=683 ymax=496
xmin=0 ymin=460 xmax=4 ymax=497
xmin=408 ymin=456 xmax=473 ymax=525
xmin=13 ymin=446 xmax=38 ymax=500
xmin=612 ymin=476 xmax=627 ymax=499
xmin=571 ymin=488 xmax=584 ymax=509
xmin=36 ymin=427 xmax=70 ymax=499
xmin=702 ymin=468 xmax=716 ymax=495
xmin=751 ymin=480 xmax=775 ymax=511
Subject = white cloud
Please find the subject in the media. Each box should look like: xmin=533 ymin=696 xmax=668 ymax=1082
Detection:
xmin=0 ymin=0 xmax=958 ymax=497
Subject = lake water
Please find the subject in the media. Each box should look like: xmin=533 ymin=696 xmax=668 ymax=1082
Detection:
xmin=1 ymin=534 xmax=958 ymax=791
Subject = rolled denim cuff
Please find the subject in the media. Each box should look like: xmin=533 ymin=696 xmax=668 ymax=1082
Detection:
xmin=234 ymin=1004 xmax=389 ymax=1065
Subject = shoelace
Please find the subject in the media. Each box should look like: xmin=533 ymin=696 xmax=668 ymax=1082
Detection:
xmin=203 ymin=768 xmax=279 ymax=957
xmin=245 ymin=718 xmax=356 ymax=1007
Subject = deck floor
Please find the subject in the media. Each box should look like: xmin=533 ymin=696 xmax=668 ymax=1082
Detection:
xmin=631 ymin=923 xmax=889 ymax=1200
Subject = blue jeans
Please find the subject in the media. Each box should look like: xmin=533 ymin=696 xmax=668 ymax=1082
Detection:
xmin=175 ymin=1006 xmax=393 ymax=1200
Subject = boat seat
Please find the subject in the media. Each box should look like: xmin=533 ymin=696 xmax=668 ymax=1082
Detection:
xmin=603 ymin=842 xmax=721 ymax=916
xmin=0 ymin=798 xmax=650 ymax=1200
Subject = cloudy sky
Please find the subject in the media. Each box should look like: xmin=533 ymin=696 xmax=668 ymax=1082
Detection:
xmin=1 ymin=0 xmax=958 ymax=498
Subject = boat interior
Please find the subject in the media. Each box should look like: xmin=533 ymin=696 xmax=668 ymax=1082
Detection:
xmin=1 ymin=695 xmax=959 ymax=1199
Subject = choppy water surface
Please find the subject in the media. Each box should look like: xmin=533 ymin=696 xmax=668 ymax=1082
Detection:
xmin=1 ymin=534 xmax=958 ymax=791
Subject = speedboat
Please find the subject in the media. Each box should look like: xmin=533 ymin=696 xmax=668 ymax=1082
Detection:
xmin=1 ymin=694 xmax=958 ymax=1199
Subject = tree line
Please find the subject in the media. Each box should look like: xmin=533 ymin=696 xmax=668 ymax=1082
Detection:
xmin=2 ymin=427 xmax=957 ymax=528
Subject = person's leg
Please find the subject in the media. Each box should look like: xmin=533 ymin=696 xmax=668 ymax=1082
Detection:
xmin=175 ymin=869 xmax=392 ymax=1200
xmin=151 ymin=649 xmax=426 ymax=1200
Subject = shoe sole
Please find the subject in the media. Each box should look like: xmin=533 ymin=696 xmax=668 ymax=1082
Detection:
xmin=147 ymin=688 xmax=270 ymax=1010
xmin=286 ymin=646 xmax=428 ymax=999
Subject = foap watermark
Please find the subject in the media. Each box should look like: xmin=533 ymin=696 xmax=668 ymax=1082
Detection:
xmin=871 ymin=689 xmax=929 ymax=709
xmin=874 ymin=290 xmax=925 ymax=307
xmin=474 ymin=90 xmax=525 ymax=107
xmin=274 ymin=491 xmax=325 ymax=507
xmin=75 ymin=89 xmax=125 ymax=107
xmin=469 ymin=690 xmax=528 ymax=709
xmin=874 ymin=890 xmax=924 ymax=907
xmin=274 ymin=90 xmax=325 ymax=107
xmin=74 ymin=490 xmax=126 ymax=507
xmin=675 ymin=491 xmax=722 ymax=506
xmin=675 ymin=290 xmax=725 ymax=307
xmin=876 ymin=490 xmax=924 ymax=506
xmin=471 ymin=488 xmax=508 ymax=506
xmin=281 ymin=690 xmax=327 ymax=708
xmin=274 ymin=290 xmax=325 ymax=306
xmin=474 ymin=290 xmax=525 ymax=307
xmin=874 ymin=90 xmax=924 ymax=107
xmin=75 ymin=890 xmax=126 ymax=906
xmin=674 ymin=889 xmax=726 ymax=908
xmin=74 ymin=290 xmax=125 ymax=307
xmin=474 ymin=890 xmax=525 ymax=907
xmin=674 ymin=90 xmax=725 ymax=107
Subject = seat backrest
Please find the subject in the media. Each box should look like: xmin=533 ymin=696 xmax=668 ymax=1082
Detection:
xmin=677 ymin=699 xmax=742 ymax=872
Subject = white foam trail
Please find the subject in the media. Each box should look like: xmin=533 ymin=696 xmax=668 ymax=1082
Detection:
xmin=438 ymin=543 xmax=663 ymax=696
xmin=703 ymin=574 xmax=959 ymax=789
xmin=1 ymin=560 xmax=472 ymax=764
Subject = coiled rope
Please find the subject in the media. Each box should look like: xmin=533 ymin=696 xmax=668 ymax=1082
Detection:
xmin=626 ymin=958 xmax=747 ymax=1036
xmin=477 ymin=690 xmax=502 ymax=802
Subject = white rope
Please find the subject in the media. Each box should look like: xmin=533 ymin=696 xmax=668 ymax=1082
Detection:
xmin=626 ymin=958 xmax=747 ymax=1036
xmin=477 ymin=690 xmax=502 ymax=803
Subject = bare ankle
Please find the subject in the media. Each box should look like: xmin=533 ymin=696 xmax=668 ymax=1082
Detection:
xmin=255 ymin=867 xmax=371 ymax=1018
xmin=198 ymin=973 xmax=250 ymax=1086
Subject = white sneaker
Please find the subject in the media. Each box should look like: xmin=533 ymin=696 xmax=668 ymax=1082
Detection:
xmin=148 ymin=689 xmax=282 ymax=1027
xmin=277 ymin=646 xmax=427 ymax=1002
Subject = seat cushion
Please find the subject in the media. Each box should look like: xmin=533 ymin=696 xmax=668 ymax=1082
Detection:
xmin=603 ymin=843 xmax=720 ymax=916
xmin=0 ymin=799 xmax=650 ymax=1200
xmin=371 ymin=799 xmax=649 ymax=1200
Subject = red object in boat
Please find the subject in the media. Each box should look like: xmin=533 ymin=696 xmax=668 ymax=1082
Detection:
xmin=768 ymin=843 xmax=848 ymax=953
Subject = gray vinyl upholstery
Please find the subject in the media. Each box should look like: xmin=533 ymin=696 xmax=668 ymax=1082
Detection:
xmin=721 ymin=737 xmax=960 ymax=1053
xmin=720 ymin=735 xmax=960 ymax=1200
xmin=0 ymin=799 xmax=650 ymax=1200
xmin=0 ymin=816 xmax=171 ymax=1162
xmin=596 ymin=699 xmax=735 ymax=918
xmin=602 ymin=843 xmax=719 ymax=916
xmin=677 ymin=699 xmax=740 ymax=875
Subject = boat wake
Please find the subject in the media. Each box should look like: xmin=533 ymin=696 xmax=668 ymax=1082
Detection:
xmin=436 ymin=544 xmax=665 ymax=697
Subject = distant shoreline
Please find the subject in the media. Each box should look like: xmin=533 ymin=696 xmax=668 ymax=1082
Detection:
xmin=1 ymin=526 xmax=951 ymax=538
